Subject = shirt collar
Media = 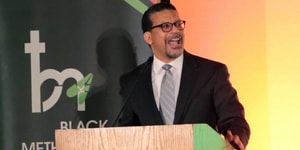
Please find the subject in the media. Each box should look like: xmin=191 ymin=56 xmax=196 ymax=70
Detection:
xmin=153 ymin=54 xmax=183 ymax=75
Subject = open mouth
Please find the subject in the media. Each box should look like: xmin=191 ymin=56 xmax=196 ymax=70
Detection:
xmin=167 ymin=37 xmax=182 ymax=49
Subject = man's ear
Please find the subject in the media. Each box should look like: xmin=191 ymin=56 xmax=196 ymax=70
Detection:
xmin=143 ymin=32 xmax=152 ymax=45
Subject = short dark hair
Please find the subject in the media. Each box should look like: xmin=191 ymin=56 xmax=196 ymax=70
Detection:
xmin=141 ymin=3 xmax=177 ymax=33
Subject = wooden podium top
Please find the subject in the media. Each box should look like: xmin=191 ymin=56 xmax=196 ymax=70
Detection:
xmin=55 ymin=124 xmax=233 ymax=150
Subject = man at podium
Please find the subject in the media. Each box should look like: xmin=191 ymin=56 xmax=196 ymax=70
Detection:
xmin=118 ymin=2 xmax=250 ymax=150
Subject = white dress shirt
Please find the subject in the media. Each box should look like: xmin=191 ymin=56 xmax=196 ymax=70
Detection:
xmin=151 ymin=54 xmax=183 ymax=109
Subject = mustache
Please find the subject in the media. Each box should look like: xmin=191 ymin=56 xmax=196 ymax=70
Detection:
xmin=167 ymin=33 xmax=183 ymax=40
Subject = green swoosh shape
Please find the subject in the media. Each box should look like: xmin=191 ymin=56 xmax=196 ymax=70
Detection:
xmin=125 ymin=0 xmax=148 ymax=14
xmin=66 ymin=73 xmax=93 ymax=104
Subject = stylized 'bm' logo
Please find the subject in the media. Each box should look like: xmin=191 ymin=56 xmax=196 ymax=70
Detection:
xmin=25 ymin=30 xmax=93 ymax=113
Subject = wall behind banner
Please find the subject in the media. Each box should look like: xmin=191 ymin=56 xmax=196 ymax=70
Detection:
xmin=173 ymin=0 xmax=300 ymax=150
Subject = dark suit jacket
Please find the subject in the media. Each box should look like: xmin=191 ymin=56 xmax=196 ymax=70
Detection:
xmin=118 ymin=51 xmax=250 ymax=145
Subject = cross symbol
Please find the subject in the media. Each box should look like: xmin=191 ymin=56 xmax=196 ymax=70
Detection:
xmin=25 ymin=30 xmax=45 ymax=54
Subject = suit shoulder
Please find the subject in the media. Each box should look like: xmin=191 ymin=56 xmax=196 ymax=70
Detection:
xmin=185 ymin=51 xmax=226 ymax=68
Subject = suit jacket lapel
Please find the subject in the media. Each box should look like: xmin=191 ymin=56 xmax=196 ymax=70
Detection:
xmin=135 ymin=58 xmax=164 ymax=125
xmin=174 ymin=51 xmax=198 ymax=123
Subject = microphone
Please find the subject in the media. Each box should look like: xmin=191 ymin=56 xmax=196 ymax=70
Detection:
xmin=112 ymin=58 xmax=152 ymax=127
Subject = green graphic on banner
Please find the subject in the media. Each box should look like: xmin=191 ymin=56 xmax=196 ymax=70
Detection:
xmin=66 ymin=73 xmax=93 ymax=104
xmin=124 ymin=0 xmax=149 ymax=14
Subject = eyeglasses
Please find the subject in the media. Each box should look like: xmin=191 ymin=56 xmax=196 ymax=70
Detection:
xmin=149 ymin=20 xmax=186 ymax=32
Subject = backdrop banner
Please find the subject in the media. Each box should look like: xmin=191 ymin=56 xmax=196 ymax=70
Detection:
xmin=0 ymin=0 xmax=155 ymax=149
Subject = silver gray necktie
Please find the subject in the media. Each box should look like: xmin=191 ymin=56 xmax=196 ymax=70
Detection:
xmin=159 ymin=64 xmax=176 ymax=125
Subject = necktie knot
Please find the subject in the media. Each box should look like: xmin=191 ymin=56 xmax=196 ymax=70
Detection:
xmin=162 ymin=64 xmax=172 ymax=71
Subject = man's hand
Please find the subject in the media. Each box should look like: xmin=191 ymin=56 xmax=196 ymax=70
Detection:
xmin=225 ymin=130 xmax=245 ymax=150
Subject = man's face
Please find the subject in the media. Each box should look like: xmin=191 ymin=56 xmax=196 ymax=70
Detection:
xmin=144 ymin=9 xmax=185 ymax=63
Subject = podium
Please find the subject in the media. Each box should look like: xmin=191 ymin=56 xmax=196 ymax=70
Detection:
xmin=55 ymin=124 xmax=234 ymax=150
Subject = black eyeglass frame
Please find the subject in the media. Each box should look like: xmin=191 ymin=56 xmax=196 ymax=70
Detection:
xmin=148 ymin=20 xmax=186 ymax=32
